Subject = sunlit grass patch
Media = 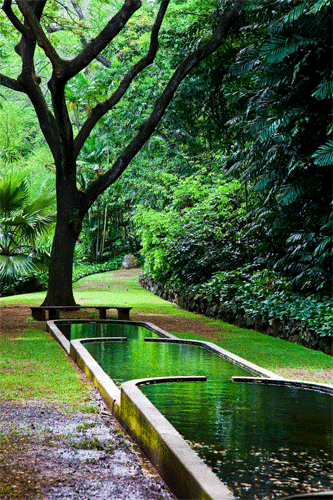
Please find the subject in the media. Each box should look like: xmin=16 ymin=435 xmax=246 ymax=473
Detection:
xmin=0 ymin=329 xmax=93 ymax=408
xmin=0 ymin=269 xmax=332 ymax=386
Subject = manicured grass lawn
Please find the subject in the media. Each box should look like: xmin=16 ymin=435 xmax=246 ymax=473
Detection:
xmin=1 ymin=269 xmax=332 ymax=387
xmin=0 ymin=329 xmax=95 ymax=410
xmin=175 ymin=325 xmax=333 ymax=381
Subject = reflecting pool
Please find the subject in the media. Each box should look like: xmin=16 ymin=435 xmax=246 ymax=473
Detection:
xmin=60 ymin=322 xmax=333 ymax=499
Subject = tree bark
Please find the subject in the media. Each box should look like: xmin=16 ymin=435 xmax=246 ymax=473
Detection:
xmin=41 ymin=170 xmax=82 ymax=306
xmin=42 ymin=219 xmax=79 ymax=306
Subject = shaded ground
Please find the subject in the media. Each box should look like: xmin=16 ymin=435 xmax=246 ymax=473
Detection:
xmin=0 ymin=397 xmax=175 ymax=500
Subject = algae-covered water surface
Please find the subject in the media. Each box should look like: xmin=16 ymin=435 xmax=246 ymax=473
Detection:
xmin=61 ymin=322 xmax=333 ymax=499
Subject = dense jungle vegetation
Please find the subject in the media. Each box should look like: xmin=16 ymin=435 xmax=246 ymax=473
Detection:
xmin=0 ymin=0 xmax=332 ymax=339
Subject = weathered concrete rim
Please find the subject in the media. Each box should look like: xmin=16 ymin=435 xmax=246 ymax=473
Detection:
xmin=280 ymin=490 xmax=333 ymax=499
xmin=78 ymin=336 xmax=127 ymax=344
xmin=48 ymin=318 xmax=177 ymax=338
xmin=120 ymin=376 xmax=234 ymax=500
xmin=144 ymin=337 xmax=284 ymax=379
xmin=47 ymin=319 xmax=71 ymax=353
xmin=47 ymin=319 xmax=177 ymax=352
xmin=133 ymin=375 xmax=207 ymax=386
xmin=70 ymin=338 xmax=121 ymax=409
xmin=232 ymin=376 xmax=333 ymax=395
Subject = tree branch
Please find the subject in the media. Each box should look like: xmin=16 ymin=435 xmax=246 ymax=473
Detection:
xmin=64 ymin=0 xmax=142 ymax=80
xmin=69 ymin=0 xmax=112 ymax=67
xmin=80 ymin=35 xmax=112 ymax=67
xmin=74 ymin=0 xmax=170 ymax=159
xmin=0 ymin=73 xmax=26 ymax=93
xmin=16 ymin=0 xmax=63 ymax=75
xmin=82 ymin=0 xmax=244 ymax=212
xmin=2 ymin=0 xmax=29 ymax=37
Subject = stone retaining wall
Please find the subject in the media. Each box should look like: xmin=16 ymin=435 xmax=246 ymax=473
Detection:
xmin=139 ymin=274 xmax=331 ymax=355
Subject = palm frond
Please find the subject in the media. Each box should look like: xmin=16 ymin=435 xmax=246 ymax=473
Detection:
xmin=0 ymin=254 xmax=36 ymax=284
xmin=0 ymin=176 xmax=29 ymax=216
xmin=311 ymin=80 xmax=333 ymax=100
xmin=307 ymin=0 xmax=331 ymax=15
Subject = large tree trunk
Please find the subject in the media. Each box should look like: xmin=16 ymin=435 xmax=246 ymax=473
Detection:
xmin=42 ymin=220 xmax=78 ymax=306
xmin=42 ymin=170 xmax=82 ymax=306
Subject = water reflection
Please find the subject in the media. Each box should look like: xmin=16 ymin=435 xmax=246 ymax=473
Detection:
xmin=60 ymin=322 xmax=333 ymax=499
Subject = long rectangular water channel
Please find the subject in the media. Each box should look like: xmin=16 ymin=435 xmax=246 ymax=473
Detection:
xmin=59 ymin=321 xmax=333 ymax=499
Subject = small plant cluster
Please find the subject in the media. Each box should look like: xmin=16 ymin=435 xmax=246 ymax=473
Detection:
xmin=72 ymin=256 xmax=124 ymax=283
xmin=0 ymin=256 xmax=124 ymax=296
xmin=191 ymin=268 xmax=332 ymax=339
xmin=0 ymin=272 xmax=47 ymax=297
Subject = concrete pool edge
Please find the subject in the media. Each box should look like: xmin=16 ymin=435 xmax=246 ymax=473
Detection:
xmin=119 ymin=376 xmax=234 ymax=500
xmin=47 ymin=319 xmax=284 ymax=379
xmin=48 ymin=320 xmax=235 ymax=499
xmin=47 ymin=319 xmax=333 ymax=499
xmin=232 ymin=376 xmax=333 ymax=394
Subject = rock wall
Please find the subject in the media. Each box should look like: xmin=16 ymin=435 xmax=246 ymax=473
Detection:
xmin=139 ymin=274 xmax=331 ymax=355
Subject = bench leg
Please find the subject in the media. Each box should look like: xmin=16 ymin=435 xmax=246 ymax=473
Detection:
xmin=48 ymin=309 xmax=60 ymax=320
xmin=31 ymin=309 xmax=46 ymax=321
xmin=98 ymin=308 xmax=107 ymax=319
xmin=118 ymin=309 xmax=130 ymax=321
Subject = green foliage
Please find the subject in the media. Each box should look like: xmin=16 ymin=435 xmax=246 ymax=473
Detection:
xmin=136 ymin=174 xmax=250 ymax=285
xmin=0 ymin=256 xmax=124 ymax=296
xmin=222 ymin=0 xmax=332 ymax=292
xmin=194 ymin=268 xmax=333 ymax=338
xmin=0 ymin=174 xmax=56 ymax=284
xmin=0 ymin=0 xmax=331 ymax=298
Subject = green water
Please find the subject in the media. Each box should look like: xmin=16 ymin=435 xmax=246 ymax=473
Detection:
xmin=61 ymin=322 xmax=333 ymax=499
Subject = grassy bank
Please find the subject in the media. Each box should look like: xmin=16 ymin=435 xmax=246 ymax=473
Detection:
xmin=0 ymin=269 xmax=332 ymax=391
xmin=0 ymin=328 xmax=95 ymax=409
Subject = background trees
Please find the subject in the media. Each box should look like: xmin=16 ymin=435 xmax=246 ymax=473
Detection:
xmin=0 ymin=0 xmax=331 ymax=300
xmin=0 ymin=0 xmax=244 ymax=305
xmin=135 ymin=0 xmax=332 ymax=294
xmin=223 ymin=0 xmax=332 ymax=292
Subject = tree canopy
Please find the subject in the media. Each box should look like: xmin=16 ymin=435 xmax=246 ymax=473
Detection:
xmin=0 ymin=0 xmax=244 ymax=305
xmin=0 ymin=0 xmax=331 ymax=302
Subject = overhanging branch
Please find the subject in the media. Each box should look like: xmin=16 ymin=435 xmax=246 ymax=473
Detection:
xmin=82 ymin=0 xmax=244 ymax=212
xmin=0 ymin=73 xmax=26 ymax=93
xmin=2 ymin=0 xmax=29 ymax=37
xmin=74 ymin=0 xmax=170 ymax=159
xmin=64 ymin=0 xmax=142 ymax=81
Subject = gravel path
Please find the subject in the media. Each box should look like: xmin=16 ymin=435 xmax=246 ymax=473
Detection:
xmin=0 ymin=393 xmax=176 ymax=500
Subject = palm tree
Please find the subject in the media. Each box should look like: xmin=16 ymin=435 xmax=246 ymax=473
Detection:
xmin=0 ymin=174 xmax=56 ymax=284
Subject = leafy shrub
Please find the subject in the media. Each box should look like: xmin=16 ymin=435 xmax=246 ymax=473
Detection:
xmin=72 ymin=256 xmax=124 ymax=282
xmin=136 ymin=177 xmax=250 ymax=285
xmin=0 ymin=256 xmax=125 ymax=296
xmin=0 ymin=271 xmax=47 ymax=296
xmin=193 ymin=268 xmax=332 ymax=338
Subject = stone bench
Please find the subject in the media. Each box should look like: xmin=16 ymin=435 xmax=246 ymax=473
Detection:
xmin=30 ymin=305 xmax=132 ymax=321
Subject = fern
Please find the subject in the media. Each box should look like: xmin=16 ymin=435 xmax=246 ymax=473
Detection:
xmin=311 ymin=80 xmax=333 ymax=100
xmin=312 ymin=140 xmax=333 ymax=166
